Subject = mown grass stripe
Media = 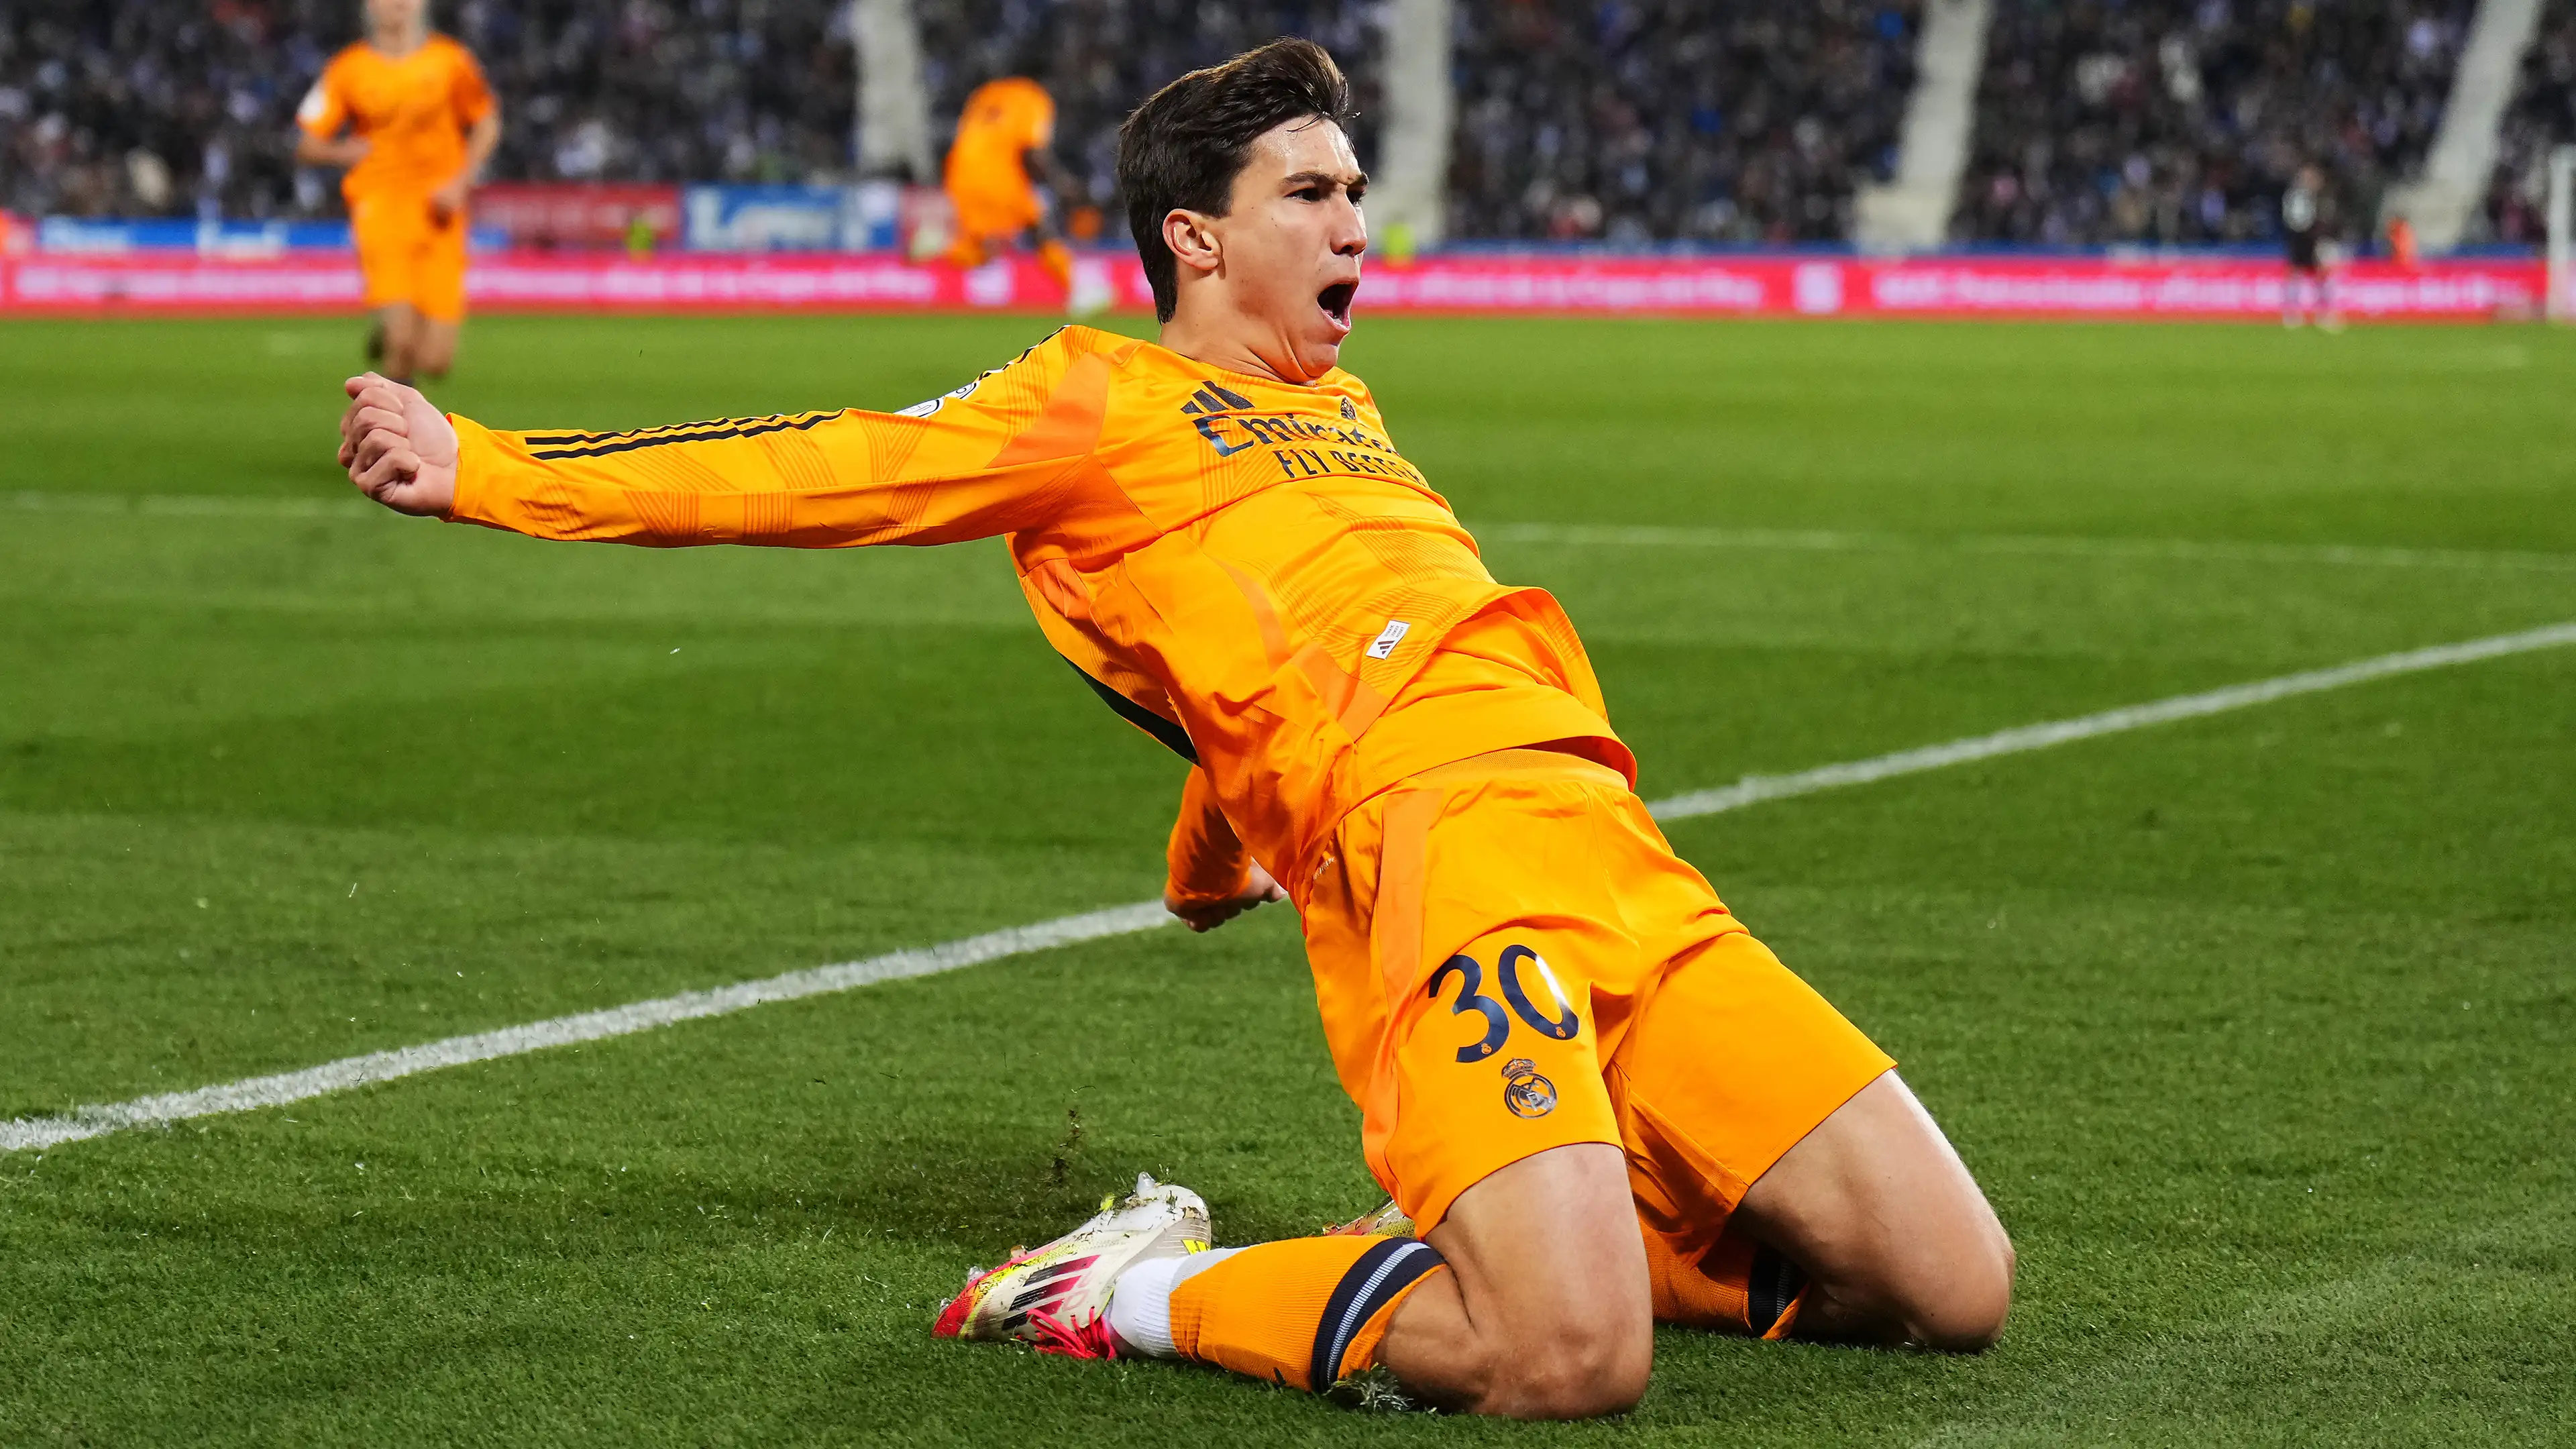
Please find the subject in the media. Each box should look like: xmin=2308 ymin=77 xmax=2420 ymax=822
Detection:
xmin=1484 ymin=521 xmax=2576 ymax=574
xmin=6 ymin=490 xmax=375 ymax=520
xmin=11 ymin=494 xmax=2576 ymax=572
xmin=6 ymin=619 xmax=2571 ymax=1156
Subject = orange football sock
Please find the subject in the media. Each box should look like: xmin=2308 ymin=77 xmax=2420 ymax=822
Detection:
xmin=1167 ymin=1235 xmax=1446 ymax=1391
xmin=1037 ymin=238 xmax=1075 ymax=293
xmin=1642 ymin=1223 xmax=1807 ymax=1340
xmin=941 ymin=233 xmax=987 ymax=270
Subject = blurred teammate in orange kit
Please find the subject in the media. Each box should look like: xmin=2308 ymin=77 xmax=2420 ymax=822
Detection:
xmin=295 ymin=0 xmax=499 ymax=384
xmin=2387 ymin=213 xmax=2420 ymax=270
xmin=941 ymin=73 xmax=1079 ymax=297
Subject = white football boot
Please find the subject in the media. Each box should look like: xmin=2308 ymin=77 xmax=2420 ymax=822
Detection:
xmin=1323 ymin=1198 xmax=1414 ymax=1238
xmin=931 ymin=1173 xmax=1212 ymax=1358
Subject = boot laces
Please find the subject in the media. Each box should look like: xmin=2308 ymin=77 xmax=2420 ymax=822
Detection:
xmin=1028 ymin=1307 xmax=1118 ymax=1360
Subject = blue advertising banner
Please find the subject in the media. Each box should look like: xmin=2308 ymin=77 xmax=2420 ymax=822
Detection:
xmin=681 ymin=185 xmax=898 ymax=252
xmin=32 ymin=217 xmax=508 ymax=253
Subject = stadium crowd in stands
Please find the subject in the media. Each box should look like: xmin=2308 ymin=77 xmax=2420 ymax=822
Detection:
xmin=2480 ymin=2 xmax=2573 ymax=245
xmin=1957 ymin=0 xmax=2471 ymax=248
xmin=912 ymin=0 xmax=1379 ymax=234
xmin=0 ymin=0 xmax=853 ymax=220
xmin=5 ymin=0 xmax=2568 ymax=251
xmin=0 ymin=0 xmax=1907 ymax=248
xmin=467 ymin=0 xmax=853 ymax=187
xmin=1447 ymin=0 xmax=1917 ymax=244
xmin=1 ymin=0 xmax=331 ymax=219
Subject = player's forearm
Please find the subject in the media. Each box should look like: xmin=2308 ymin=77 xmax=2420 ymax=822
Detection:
xmin=1165 ymin=768 xmax=1254 ymax=905
xmin=1025 ymin=147 xmax=1077 ymax=198
xmin=459 ymin=112 xmax=501 ymax=186
xmin=445 ymin=413 xmax=803 ymax=544
xmin=443 ymin=412 xmax=1045 ymax=547
xmin=295 ymin=133 xmax=364 ymax=167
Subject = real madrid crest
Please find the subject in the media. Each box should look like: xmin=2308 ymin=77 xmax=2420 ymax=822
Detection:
xmin=1500 ymin=1056 xmax=1557 ymax=1119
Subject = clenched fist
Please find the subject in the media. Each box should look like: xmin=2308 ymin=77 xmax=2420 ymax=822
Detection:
xmin=337 ymin=372 xmax=459 ymax=516
xmin=1165 ymin=861 xmax=1289 ymax=933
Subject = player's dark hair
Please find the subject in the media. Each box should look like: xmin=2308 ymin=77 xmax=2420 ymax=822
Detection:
xmin=1117 ymin=38 xmax=1354 ymax=323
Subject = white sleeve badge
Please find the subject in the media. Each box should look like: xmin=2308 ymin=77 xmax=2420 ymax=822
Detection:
xmin=896 ymin=378 xmax=980 ymax=418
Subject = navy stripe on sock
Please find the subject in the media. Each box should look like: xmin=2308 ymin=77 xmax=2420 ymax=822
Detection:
xmin=1308 ymin=1238 xmax=1444 ymax=1391
xmin=1748 ymin=1246 xmax=1806 ymax=1335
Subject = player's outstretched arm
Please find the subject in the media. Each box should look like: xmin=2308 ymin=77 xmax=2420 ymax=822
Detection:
xmin=341 ymin=335 xmax=1099 ymax=549
xmin=339 ymin=373 xmax=458 ymax=516
xmin=1163 ymin=767 xmax=1288 ymax=932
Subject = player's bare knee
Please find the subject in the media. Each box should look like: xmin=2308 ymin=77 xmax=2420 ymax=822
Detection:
xmin=1480 ymin=1311 xmax=1650 ymax=1418
xmin=1538 ymin=1324 xmax=1652 ymax=1417
xmin=1905 ymin=1235 xmax=2015 ymax=1352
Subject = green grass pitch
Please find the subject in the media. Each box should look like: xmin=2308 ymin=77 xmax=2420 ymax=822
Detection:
xmin=3 ymin=313 xmax=2573 ymax=1445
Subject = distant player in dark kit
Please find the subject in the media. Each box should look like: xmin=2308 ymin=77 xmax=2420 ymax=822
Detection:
xmin=2281 ymin=166 xmax=2343 ymax=331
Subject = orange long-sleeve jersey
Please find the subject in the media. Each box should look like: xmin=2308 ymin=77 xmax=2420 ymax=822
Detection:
xmin=446 ymin=325 xmax=1633 ymax=899
xmin=297 ymin=36 xmax=493 ymax=202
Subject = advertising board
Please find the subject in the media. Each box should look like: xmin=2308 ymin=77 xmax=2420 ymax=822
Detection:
xmin=1 ymin=251 xmax=2544 ymax=321
xmin=474 ymin=184 xmax=681 ymax=250
xmin=680 ymin=186 xmax=900 ymax=252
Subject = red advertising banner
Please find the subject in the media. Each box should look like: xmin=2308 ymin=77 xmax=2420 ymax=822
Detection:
xmin=0 ymin=250 xmax=2544 ymax=320
xmin=470 ymin=184 xmax=682 ymax=250
xmin=1352 ymin=256 xmax=2544 ymax=319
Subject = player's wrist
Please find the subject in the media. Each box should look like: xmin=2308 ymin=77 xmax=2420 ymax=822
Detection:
xmin=1163 ymin=869 xmax=1252 ymax=913
xmin=1167 ymin=855 xmax=1254 ymax=903
xmin=1163 ymin=883 xmax=1233 ymax=912
xmin=435 ymin=413 xmax=478 ymax=521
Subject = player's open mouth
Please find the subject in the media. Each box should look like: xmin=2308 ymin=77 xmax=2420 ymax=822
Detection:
xmin=1318 ymin=281 xmax=1357 ymax=331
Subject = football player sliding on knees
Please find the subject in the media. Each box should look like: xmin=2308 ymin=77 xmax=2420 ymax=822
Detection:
xmin=335 ymin=39 xmax=2012 ymax=1419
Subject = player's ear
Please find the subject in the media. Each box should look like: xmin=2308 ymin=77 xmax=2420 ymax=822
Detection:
xmin=1163 ymin=209 xmax=1222 ymax=278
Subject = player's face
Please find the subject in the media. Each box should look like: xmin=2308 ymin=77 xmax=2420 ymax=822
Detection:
xmin=366 ymin=0 xmax=426 ymax=41
xmin=1215 ymin=119 xmax=1368 ymax=382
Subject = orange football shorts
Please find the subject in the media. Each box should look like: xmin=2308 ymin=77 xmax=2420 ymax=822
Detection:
xmin=1300 ymin=747 xmax=1894 ymax=1237
xmin=948 ymin=177 xmax=1043 ymax=244
xmin=350 ymin=191 xmax=468 ymax=322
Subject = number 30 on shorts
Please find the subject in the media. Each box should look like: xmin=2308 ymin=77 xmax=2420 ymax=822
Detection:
xmin=1426 ymin=944 xmax=1582 ymax=1063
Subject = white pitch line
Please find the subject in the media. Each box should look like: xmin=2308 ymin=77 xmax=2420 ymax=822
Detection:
xmin=1649 ymin=619 xmax=2576 ymax=820
xmin=7 ymin=618 xmax=2573 ymax=1155
xmin=0 ymin=904 xmax=1171 ymax=1154
xmin=1483 ymin=521 xmax=2576 ymax=575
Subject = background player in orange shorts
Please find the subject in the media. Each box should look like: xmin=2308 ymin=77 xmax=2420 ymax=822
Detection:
xmin=295 ymin=0 xmax=498 ymax=386
xmin=937 ymin=72 xmax=1079 ymax=299
xmin=331 ymin=40 xmax=2012 ymax=1419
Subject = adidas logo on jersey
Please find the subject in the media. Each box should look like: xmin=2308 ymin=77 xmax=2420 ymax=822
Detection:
xmin=1179 ymin=382 xmax=1255 ymax=415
